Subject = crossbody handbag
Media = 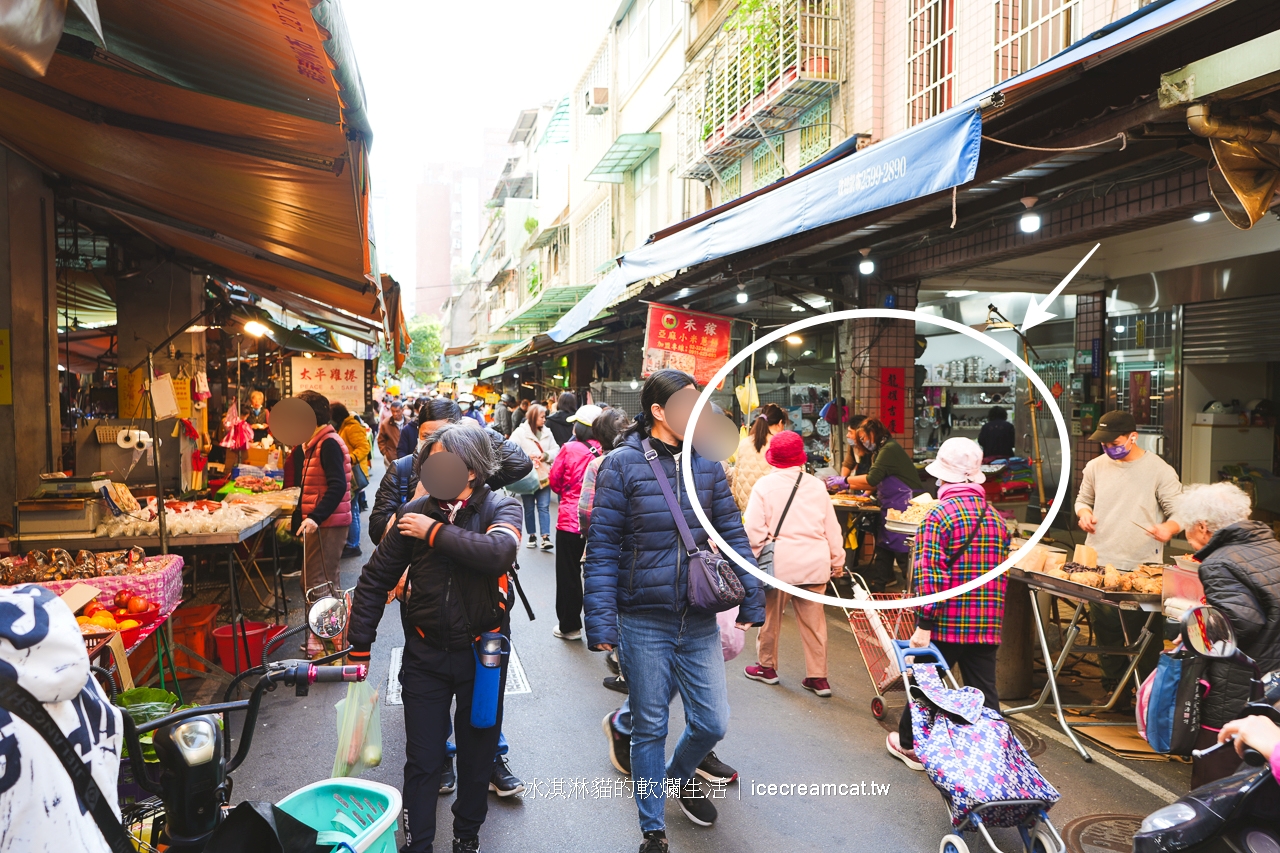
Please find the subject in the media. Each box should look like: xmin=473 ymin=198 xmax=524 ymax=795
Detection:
xmin=756 ymin=469 xmax=804 ymax=577
xmin=532 ymin=439 xmax=552 ymax=489
xmin=642 ymin=438 xmax=745 ymax=613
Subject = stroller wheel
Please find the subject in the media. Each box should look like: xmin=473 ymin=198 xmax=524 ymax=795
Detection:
xmin=870 ymin=696 xmax=886 ymax=720
xmin=939 ymin=834 xmax=969 ymax=853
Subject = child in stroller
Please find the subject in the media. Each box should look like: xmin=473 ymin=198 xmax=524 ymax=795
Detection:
xmin=897 ymin=644 xmax=1064 ymax=853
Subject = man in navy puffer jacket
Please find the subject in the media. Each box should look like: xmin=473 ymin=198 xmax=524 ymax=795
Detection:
xmin=583 ymin=369 xmax=764 ymax=852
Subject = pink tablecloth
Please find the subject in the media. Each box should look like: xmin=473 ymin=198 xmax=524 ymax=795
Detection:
xmin=34 ymin=554 xmax=184 ymax=614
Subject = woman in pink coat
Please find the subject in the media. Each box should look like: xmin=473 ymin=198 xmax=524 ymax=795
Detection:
xmin=548 ymin=403 xmax=604 ymax=640
xmin=741 ymin=430 xmax=844 ymax=697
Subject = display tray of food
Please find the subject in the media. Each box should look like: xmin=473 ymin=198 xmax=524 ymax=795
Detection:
xmin=1008 ymin=542 xmax=1164 ymax=604
xmin=1 ymin=552 xmax=185 ymax=614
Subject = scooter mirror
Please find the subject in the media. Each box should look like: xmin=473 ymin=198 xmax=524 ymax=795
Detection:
xmin=308 ymin=596 xmax=348 ymax=639
xmin=1181 ymin=605 xmax=1237 ymax=658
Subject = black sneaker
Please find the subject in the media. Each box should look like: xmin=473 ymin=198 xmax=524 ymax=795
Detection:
xmin=341 ymin=545 xmax=362 ymax=559
xmin=639 ymin=831 xmax=668 ymax=853
xmin=603 ymin=711 xmax=631 ymax=775
xmin=675 ymin=779 xmax=717 ymax=827
xmin=695 ymin=751 xmax=738 ymax=784
xmin=439 ymin=756 xmax=457 ymax=795
xmin=489 ymin=755 xmax=524 ymax=797
xmin=603 ymin=674 xmax=629 ymax=694
xmin=526 ymin=535 xmax=537 ymax=549
xmin=452 ymin=837 xmax=480 ymax=853
xmin=606 ymin=649 xmax=620 ymax=674
xmin=540 ymin=535 xmax=554 ymax=551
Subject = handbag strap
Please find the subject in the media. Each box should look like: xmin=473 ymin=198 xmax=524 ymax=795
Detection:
xmin=641 ymin=438 xmax=699 ymax=556
xmin=769 ymin=470 xmax=804 ymax=541
xmin=941 ymin=499 xmax=993 ymax=572
xmin=0 ymin=676 xmax=134 ymax=853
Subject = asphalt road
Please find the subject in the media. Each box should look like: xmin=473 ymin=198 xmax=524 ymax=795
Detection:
xmin=230 ymin=455 xmax=1193 ymax=853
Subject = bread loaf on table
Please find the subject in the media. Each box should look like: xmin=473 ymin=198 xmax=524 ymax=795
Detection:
xmin=1073 ymin=544 xmax=1098 ymax=568
xmin=1043 ymin=552 xmax=1068 ymax=575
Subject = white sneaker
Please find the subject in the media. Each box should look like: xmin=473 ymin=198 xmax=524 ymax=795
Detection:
xmin=552 ymin=625 xmax=582 ymax=641
xmin=526 ymin=535 xmax=537 ymax=549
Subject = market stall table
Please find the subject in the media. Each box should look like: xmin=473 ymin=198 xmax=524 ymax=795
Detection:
xmin=1002 ymin=567 xmax=1162 ymax=762
xmin=13 ymin=510 xmax=284 ymax=675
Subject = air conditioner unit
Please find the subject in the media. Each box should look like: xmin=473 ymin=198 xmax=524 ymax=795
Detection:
xmin=585 ymin=87 xmax=609 ymax=115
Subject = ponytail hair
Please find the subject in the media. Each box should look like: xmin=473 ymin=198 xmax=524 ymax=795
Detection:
xmin=751 ymin=403 xmax=787 ymax=452
xmin=625 ymin=369 xmax=696 ymax=438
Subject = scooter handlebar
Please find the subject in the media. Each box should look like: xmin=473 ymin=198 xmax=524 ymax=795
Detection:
xmin=1191 ymin=736 xmax=1267 ymax=767
xmin=310 ymin=664 xmax=368 ymax=683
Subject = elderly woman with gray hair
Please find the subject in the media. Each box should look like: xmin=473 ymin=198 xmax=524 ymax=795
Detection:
xmin=348 ymin=422 xmax=524 ymax=853
xmin=1177 ymin=481 xmax=1280 ymax=787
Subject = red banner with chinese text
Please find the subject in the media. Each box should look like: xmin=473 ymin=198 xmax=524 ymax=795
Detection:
xmin=879 ymin=368 xmax=906 ymax=434
xmin=642 ymin=303 xmax=732 ymax=388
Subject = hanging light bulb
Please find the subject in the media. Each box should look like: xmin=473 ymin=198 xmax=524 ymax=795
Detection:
xmin=736 ymin=292 xmax=748 ymax=304
xmin=1018 ymin=196 xmax=1041 ymax=233
xmin=765 ymin=350 xmax=778 ymax=366
xmin=243 ymin=320 xmax=268 ymax=338
xmin=857 ymin=247 xmax=875 ymax=275
xmin=629 ymin=378 xmax=639 ymax=390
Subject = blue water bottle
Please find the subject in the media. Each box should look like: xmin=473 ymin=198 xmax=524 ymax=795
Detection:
xmin=471 ymin=631 xmax=509 ymax=728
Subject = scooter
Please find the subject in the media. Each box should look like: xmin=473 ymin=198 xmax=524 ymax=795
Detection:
xmin=120 ymin=596 xmax=383 ymax=852
xmin=1132 ymin=604 xmax=1280 ymax=853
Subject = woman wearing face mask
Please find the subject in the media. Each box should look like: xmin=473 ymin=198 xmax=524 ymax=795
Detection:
xmin=825 ymin=413 xmax=870 ymax=488
xmin=729 ymin=403 xmax=787 ymax=512
xmin=838 ymin=417 xmax=923 ymax=592
xmin=885 ymin=437 xmax=1011 ymax=769
xmin=584 ymin=369 xmax=765 ymax=852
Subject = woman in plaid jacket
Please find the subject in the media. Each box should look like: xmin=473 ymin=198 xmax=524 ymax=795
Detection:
xmin=886 ymin=437 xmax=1011 ymax=769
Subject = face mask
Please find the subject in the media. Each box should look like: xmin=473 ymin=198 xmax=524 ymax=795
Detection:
xmin=861 ymin=438 xmax=876 ymax=452
xmin=1103 ymin=439 xmax=1131 ymax=460
xmin=846 ymin=436 xmax=858 ymax=447
xmin=459 ymin=403 xmax=470 ymax=412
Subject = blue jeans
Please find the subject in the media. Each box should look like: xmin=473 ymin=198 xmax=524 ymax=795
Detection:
xmin=345 ymin=490 xmax=363 ymax=549
xmin=618 ymin=608 xmax=729 ymax=833
xmin=521 ymin=487 xmax=551 ymax=538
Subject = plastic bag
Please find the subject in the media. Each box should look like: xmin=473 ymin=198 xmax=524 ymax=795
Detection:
xmin=717 ymin=606 xmax=745 ymax=661
xmin=332 ymin=680 xmax=382 ymax=777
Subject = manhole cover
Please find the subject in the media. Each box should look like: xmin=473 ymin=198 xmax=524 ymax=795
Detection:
xmin=1062 ymin=814 xmax=1144 ymax=853
xmin=1009 ymin=722 xmax=1047 ymax=757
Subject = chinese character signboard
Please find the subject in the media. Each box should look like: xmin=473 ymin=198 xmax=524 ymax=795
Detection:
xmin=879 ymin=367 xmax=905 ymax=434
xmin=285 ymin=357 xmax=374 ymax=413
xmin=1128 ymin=370 xmax=1151 ymax=425
xmin=642 ymin=303 xmax=732 ymax=389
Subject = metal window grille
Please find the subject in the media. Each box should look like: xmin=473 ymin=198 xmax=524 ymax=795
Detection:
xmin=906 ymin=0 xmax=955 ymax=127
xmin=798 ymin=98 xmax=832 ymax=166
xmin=720 ymin=161 xmax=742 ymax=201
xmin=575 ymin=198 xmax=612 ymax=285
xmin=752 ymin=138 xmax=785 ymax=189
xmin=1110 ymin=310 xmax=1175 ymax=352
xmin=993 ymin=0 xmax=1078 ymax=85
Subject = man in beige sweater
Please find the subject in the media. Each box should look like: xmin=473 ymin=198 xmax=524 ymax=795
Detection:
xmin=1075 ymin=410 xmax=1182 ymax=704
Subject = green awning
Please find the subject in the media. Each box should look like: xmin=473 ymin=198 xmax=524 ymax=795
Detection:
xmin=587 ymin=133 xmax=661 ymax=183
xmin=479 ymin=360 xmax=505 ymax=380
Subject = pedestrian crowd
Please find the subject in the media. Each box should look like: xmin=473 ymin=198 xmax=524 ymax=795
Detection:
xmin=263 ymin=378 xmax=1280 ymax=853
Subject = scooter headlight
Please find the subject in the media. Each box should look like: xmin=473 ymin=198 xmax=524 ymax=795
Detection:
xmin=1139 ymin=802 xmax=1198 ymax=833
xmin=171 ymin=719 xmax=216 ymax=766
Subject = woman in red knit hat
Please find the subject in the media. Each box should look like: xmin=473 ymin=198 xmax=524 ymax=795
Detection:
xmin=741 ymin=430 xmax=845 ymax=697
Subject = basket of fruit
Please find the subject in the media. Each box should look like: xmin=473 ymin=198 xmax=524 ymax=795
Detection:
xmin=78 ymin=590 xmax=159 ymax=648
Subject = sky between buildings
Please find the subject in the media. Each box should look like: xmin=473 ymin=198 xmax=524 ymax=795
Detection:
xmin=344 ymin=0 xmax=613 ymax=307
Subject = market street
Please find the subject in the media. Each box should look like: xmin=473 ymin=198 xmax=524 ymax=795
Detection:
xmin=230 ymin=465 xmax=1191 ymax=853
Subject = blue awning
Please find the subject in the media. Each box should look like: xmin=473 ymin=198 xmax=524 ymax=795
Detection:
xmin=547 ymin=0 xmax=1227 ymax=343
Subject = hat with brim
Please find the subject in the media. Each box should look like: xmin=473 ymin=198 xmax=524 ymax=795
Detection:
xmin=1087 ymin=410 xmax=1138 ymax=443
xmin=924 ymin=437 xmax=985 ymax=484
xmin=568 ymin=403 xmax=603 ymax=426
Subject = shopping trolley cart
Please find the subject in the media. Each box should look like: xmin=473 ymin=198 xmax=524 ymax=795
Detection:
xmin=829 ymin=573 xmax=918 ymax=720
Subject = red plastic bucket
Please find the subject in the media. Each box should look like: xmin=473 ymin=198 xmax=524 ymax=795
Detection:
xmin=213 ymin=621 xmax=270 ymax=673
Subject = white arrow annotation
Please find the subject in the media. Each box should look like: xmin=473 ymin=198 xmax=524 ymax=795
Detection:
xmin=1020 ymin=242 xmax=1102 ymax=334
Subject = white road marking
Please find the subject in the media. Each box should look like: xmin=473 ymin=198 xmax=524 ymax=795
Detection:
xmin=384 ymin=643 xmax=531 ymax=706
xmin=1012 ymin=714 xmax=1179 ymax=804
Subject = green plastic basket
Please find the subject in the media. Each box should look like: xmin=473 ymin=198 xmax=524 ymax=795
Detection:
xmin=275 ymin=779 xmax=401 ymax=853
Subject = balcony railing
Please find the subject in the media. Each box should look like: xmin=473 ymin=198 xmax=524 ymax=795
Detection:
xmin=677 ymin=0 xmax=841 ymax=181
